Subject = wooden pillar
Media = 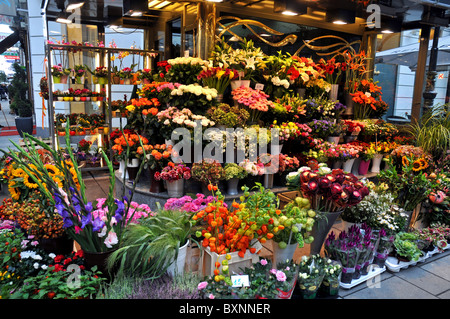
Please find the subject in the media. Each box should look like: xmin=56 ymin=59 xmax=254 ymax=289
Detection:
xmin=411 ymin=25 xmax=430 ymax=124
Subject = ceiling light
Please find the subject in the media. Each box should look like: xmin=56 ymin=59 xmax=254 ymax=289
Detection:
xmin=154 ymin=1 xmax=171 ymax=9
xmin=56 ymin=12 xmax=72 ymax=24
xmin=148 ymin=0 xmax=160 ymax=8
xmin=274 ymin=0 xmax=307 ymax=16
xmin=325 ymin=9 xmax=355 ymax=25
xmin=66 ymin=1 xmax=84 ymax=11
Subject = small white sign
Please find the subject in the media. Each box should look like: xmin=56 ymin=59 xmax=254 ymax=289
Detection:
xmin=255 ymin=83 xmax=264 ymax=90
xmin=184 ymin=50 xmax=190 ymax=57
xmin=231 ymin=275 xmax=250 ymax=288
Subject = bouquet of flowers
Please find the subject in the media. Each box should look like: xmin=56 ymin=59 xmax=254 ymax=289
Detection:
xmin=337 ymin=143 xmax=364 ymax=162
xmin=270 ymin=121 xmax=312 ymax=144
xmin=231 ymin=86 xmax=274 ymax=122
xmin=197 ymin=67 xmax=239 ymax=94
xmin=286 ymin=164 xmax=370 ymax=212
xmin=342 ymin=120 xmax=365 ymax=136
xmin=164 ymin=193 xmax=218 ymax=213
xmin=93 ymin=66 xmax=108 ymax=78
xmin=74 ymin=65 xmax=86 ymax=78
xmin=120 ymin=67 xmax=134 ymax=79
xmin=287 ymin=56 xmax=322 ymax=89
xmin=270 ymin=95 xmax=307 ymax=122
xmin=77 ymin=139 xmax=92 ymax=153
xmin=165 ymin=57 xmax=209 ymax=84
xmin=168 ymin=84 xmax=218 ymax=114
xmin=191 ymin=158 xmax=225 ymax=186
xmin=239 ymin=159 xmax=265 ymax=177
xmin=140 ymin=143 xmax=174 ymax=170
xmin=139 ymin=68 xmax=153 ymax=81
xmin=154 ymin=162 xmax=191 ymax=182
xmin=318 ymin=58 xmax=344 ymax=84
xmin=350 ymin=79 xmax=386 ymax=119
xmin=278 ymin=154 xmax=300 ymax=173
xmin=138 ymin=81 xmax=181 ymax=105
xmin=224 ymin=163 xmax=248 ymax=180
xmin=111 ymin=131 xmax=149 ymax=161
xmin=206 ymin=103 xmax=249 ymax=127
xmin=340 ymin=50 xmax=368 ymax=94
xmin=304 ymin=97 xmax=340 ymax=120
xmin=309 ymin=119 xmax=342 ymax=139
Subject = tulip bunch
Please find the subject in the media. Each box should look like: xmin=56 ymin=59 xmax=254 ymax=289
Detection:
xmin=287 ymin=164 xmax=370 ymax=212
xmin=197 ymin=67 xmax=239 ymax=94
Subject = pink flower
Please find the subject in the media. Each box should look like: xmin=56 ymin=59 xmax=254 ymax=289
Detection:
xmin=104 ymin=231 xmax=118 ymax=248
xmin=197 ymin=281 xmax=208 ymax=290
xmin=260 ymin=259 xmax=268 ymax=266
xmin=75 ymin=226 xmax=82 ymax=234
xmin=31 ymin=241 xmax=39 ymax=246
xmin=208 ymin=294 xmax=215 ymax=299
xmin=276 ymin=270 xmax=287 ymax=282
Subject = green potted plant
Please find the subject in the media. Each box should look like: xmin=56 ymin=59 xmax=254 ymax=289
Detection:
xmin=223 ymin=163 xmax=247 ymax=195
xmin=106 ymin=208 xmax=194 ymax=278
xmin=191 ymin=158 xmax=225 ymax=193
xmin=10 ymin=63 xmax=34 ymax=137
xmin=393 ymin=232 xmax=423 ymax=262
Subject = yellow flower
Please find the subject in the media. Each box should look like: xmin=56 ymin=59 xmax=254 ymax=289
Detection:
xmin=45 ymin=164 xmax=60 ymax=177
xmin=412 ymin=159 xmax=422 ymax=172
xmin=8 ymin=181 xmax=20 ymax=201
xmin=217 ymin=70 xmax=225 ymax=79
xmin=126 ymin=104 xmax=136 ymax=113
xmin=23 ymin=173 xmax=39 ymax=189
xmin=12 ymin=168 xmax=25 ymax=178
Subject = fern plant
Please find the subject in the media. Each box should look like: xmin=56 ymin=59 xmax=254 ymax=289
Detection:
xmin=106 ymin=208 xmax=194 ymax=279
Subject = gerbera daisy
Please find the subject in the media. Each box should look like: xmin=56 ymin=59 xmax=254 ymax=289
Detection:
xmin=418 ymin=158 xmax=428 ymax=170
xmin=412 ymin=159 xmax=422 ymax=171
xmin=402 ymin=156 xmax=410 ymax=167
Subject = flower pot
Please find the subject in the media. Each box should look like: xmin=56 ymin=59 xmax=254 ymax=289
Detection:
xmin=126 ymin=158 xmax=139 ymax=182
xmin=344 ymin=92 xmax=354 ymax=115
xmin=344 ymin=135 xmax=357 ymax=143
xmin=97 ymin=76 xmax=107 ymax=85
xmin=319 ymin=277 xmax=340 ymax=298
xmin=123 ymin=78 xmax=131 ymax=85
xmin=370 ymin=153 xmax=383 ymax=173
xmin=298 ymin=274 xmax=324 ymax=299
xmin=373 ymin=251 xmax=389 ymax=268
xmin=92 ymin=96 xmax=98 ymax=102
xmin=98 ymin=96 xmax=104 ymax=102
xmin=15 ymin=116 xmax=34 ymax=138
xmin=57 ymin=96 xmax=64 ymax=101
xmin=358 ymin=159 xmax=371 ymax=175
xmin=227 ymin=178 xmax=240 ymax=195
xmin=80 ymin=97 xmax=86 ymax=102
xmin=166 ymin=179 xmax=185 ymax=198
xmin=310 ymin=211 xmax=342 ymax=255
xmin=60 ymin=75 xmax=69 ymax=84
xmin=75 ymin=76 xmax=84 ymax=84
xmin=329 ymin=84 xmax=339 ymax=102
xmin=148 ymin=168 xmax=164 ymax=193
xmin=263 ymin=173 xmax=274 ymax=189
xmin=342 ymin=158 xmax=355 ymax=173
xmin=272 ymin=242 xmax=298 ymax=265
xmin=74 ymin=97 xmax=81 ymax=101
xmin=327 ymin=136 xmax=340 ymax=144
xmin=340 ymin=267 xmax=355 ymax=284
xmin=39 ymin=235 xmax=73 ymax=255
xmin=52 ymin=75 xmax=61 ymax=84
xmin=276 ymin=276 xmax=297 ymax=299
xmin=63 ymin=96 xmax=70 ymax=101
xmin=113 ymin=76 xmax=121 ymax=84
xmin=166 ymin=240 xmax=189 ymax=277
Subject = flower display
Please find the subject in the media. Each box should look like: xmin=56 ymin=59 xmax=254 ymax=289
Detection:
xmin=224 ymin=163 xmax=248 ymax=180
xmin=231 ymin=86 xmax=274 ymax=122
xmin=165 ymin=57 xmax=209 ymax=84
xmin=270 ymin=121 xmax=312 ymax=144
xmin=191 ymin=159 xmax=225 ymax=186
xmin=309 ymin=119 xmax=342 ymax=139
xmin=239 ymin=159 xmax=265 ymax=176
xmin=197 ymin=67 xmax=239 ymax=94
xmin=154 ymin=162 xmax=191 ymax=182
xmin=164 ymin=193 xmax=218 ymax=213
xmin=351 ymin=79 xmax=386 ymax=119
xmin=206 ymin=103 xmax=249 ymax=127
xmin=111 ymin=131 xmax=149 ymax=161
xmin=140 ymin=144 xmax=174 ymax=170
xmin=168 ymin=84 xmax=218 ymax=114
xmin=287 ymin=56 xmax=322 ymax=89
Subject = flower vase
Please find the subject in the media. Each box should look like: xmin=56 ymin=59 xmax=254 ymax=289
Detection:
xmin=83 ymin=249 xmax=117 ymax=281
xmin=57 ymin=96 xmax=64 ymax=101
xmin=166 ymin=240 xmax=189 ymax=277
xmin=327 ymin=136 xmax=340 ymax=144
xmin=39 ymin=235 xmax=73 ymax=255
xmin=351 ymin=157 xmax=361 ymax=175
xmin=272 ymin=242 xmax=298 ymax=265
xmin=126 ymin=158 xmax=139 ymax=182
xmin=329 ymin=84 xmax=339 ymax=102
xmin=166 ymin=179 xmax=184 ymax=198
xmin=227 ymin=178 xmax=240 ymax=195
xmin=148 ymin=168 xmax=164 ymax=193
xmin=52 ymin=75 xmax=61 ymax=84
xmin=263 ymin=173 xmax=274 ymax=189
xmin=344 ymin=93 xmax=354 ymax=115
xmin=370 ymin=154 xmax=383 ymax=173
xmin=310 ymin=211 xmax=342 ymax=255
xmin=297 ymin=88 xmax=306 ymax=98
xmin=358 ymin=159 xmax=371 ymax=175
xmin=342 ymin=158 xmax=355 ymax=173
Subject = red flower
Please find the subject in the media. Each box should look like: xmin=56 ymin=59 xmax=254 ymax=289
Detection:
xmin=54 ymin=255 xmax=65 ymax=263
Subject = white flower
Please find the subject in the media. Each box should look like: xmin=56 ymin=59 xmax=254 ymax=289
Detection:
xmin=98 ymin=226 xmax=107 ymax=238
xmin=49 ymin=253 xmax=56 ymax=259
xmin=41 ymin=265 xmax=48 ymax=270
xmin=33 ymin=262 xmax=40 ymax=269
xmin=32 ymin=254 xmax=43 ymax=260
xmin=104 ymin=231 xmax=118 ymax=248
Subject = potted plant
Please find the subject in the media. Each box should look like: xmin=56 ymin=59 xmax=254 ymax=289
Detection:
xmin=141 ymin=143 xmax=174 ymax=193
xmin=393 ymin=231 xmax=423 ymax=262
xmin=50 ymin=64 xmax=64 ymax=83
xmin=107 ymin=208 xmax=193 ymax=278
xmin=297 ymin=254 xmax=326 ymax=299
xmin=223 ymin=163 xmax=247 ymax=195
xmin=319 ymin=259 xmax=342 ymax=298
xmin=10 ymin=63 xmax=34 ymax=137
xmin=139 ymin=68 xmax=153 ymax=84
xmin=74 ymin=64 xmax=86 ymax=84
xmin=373 ymin=228 xmax=395 ymax=267
xmin=154 ymin=162 xmax=191 ymax=198
xmin=191 ymin=159 xmax=225 ymax=193
xmin=324 ymin=231 xmax=359 ymax=284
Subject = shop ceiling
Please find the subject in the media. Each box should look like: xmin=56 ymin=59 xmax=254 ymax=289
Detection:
xmin=42 ymin=0 xmax=450 ymax=34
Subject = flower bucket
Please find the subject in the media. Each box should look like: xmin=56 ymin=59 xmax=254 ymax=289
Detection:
xmin=327 ymin=136 xmax=340 ymax=144
xmin=344 ymin=93 xmax=354 ymax=115
xmin=358 ymin=159 xmax=371 ymax=175
xmin=166 ymin=179 xmax=184 ymax=198
xmin=84 ymin=248 xmax=117 ymax=281
xmin=310 ymin=211 xmax=342 ymax=255
xmin=329 ymin=84 xmax=339 ymax=102
xmin=298 ymin=274 xmax=324 ymax=299
xmin=216 ymin=94 xmax=224 ymax=103
xmin=167 ymin=240 xmax=189 ymax=277
xmin=118 ymin=160 xmax=129 ymax=179
xmin=126 ymin=158 xmax=139 ymax=182
xmin=227 ymin=178 xmax=240 ymax=195
xmin=276 ymin=276 xmax=297 ymax=299
xmin=272 ymin=242 xmax=298 ymax=265
xmin=342 ymin=158 xmax=355 ymax=173
xmin=148 ymin=167 xmax=164 ymax=193
xmin=370 ymin=154 xmax=383 ymax=173
xmin=98 ymin=76 xmax=108 ymax=85
xmin=263 ymin=173 xmax=274 ymax=189
xmin=52 ymin=75 xmax=61 ymax=84
xmin=332 ymin=160 xmax=342 ymax=169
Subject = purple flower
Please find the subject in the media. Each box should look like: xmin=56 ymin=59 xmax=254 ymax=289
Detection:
xmin=81 ymin=213 xmax=92 ymax=229
xmin=92 ymin=217 xmax=105 ymax=232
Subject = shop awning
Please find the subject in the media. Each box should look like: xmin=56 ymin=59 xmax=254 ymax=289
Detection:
xmin=375 ymin=35 xmax=450 ymax=68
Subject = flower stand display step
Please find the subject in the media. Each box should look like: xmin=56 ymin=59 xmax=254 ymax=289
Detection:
xmin=339 ymin=265 xmax=386 ymax=290
xmin=386 ymin=245 xmax=449 ymax=273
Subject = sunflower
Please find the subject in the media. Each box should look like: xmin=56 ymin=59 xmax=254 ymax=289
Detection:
xmin=418 ymin=158 xmax=428 ymax=170
xmin=23 ymin=173 xmax=40 ymax=189
xmin=8 ymin=181 xmax=20 ymax=201
xmin=12 ymin=168 xmax=26 ymax=178
xmin=402 ymin=156 xmax=410 ymax=167
xmin=412 ymin=159 xmax=423 ymax=172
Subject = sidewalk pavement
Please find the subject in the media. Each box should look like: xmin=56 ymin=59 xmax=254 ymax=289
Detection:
xmin=0 ymin=100 xmax=28 ymax=153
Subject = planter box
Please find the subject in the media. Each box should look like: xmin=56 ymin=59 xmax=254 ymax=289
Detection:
xmin=339 ymin=265 xmax=386 ymax=289
xmin=386 ymin=244 xmax=449 ymax=272
xmin=201 ymin=241 xmax=262 ymax=276
xmin=185 ymin=241 xmax=202 ymax=275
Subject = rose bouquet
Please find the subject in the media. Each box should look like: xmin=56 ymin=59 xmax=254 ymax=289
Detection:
xmin=231 ymin=86 xmax=274 ymax=122
xmin=197 ymin=67 xmax=239 ymax=94
xmin=286 ymin=164 xmax=370 ymax=212
xmin=154 ymin=162 xmax=191 ymax=182
xmin=165 ymin=57 xmax=209 ymax=85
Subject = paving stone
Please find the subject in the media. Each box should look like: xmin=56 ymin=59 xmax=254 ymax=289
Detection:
xmin=437 ymin=289 xmax=450 ymax=299
xmin=395 ymin=265 xmax=450 ymax=295
xmin=343 ymin=276 xmax=438 ymax=299
xmin=420 ymin=255 xmax=450 ymax=282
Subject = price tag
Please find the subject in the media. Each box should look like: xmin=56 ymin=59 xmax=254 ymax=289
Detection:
xmin=184 ymin=50 xmax=190 ymax=57
xmin=231 ymin=275 xmax=250 ymax=287
xmin=250 ymin=239 xmax=263 ymax=253
xmin=255 ymin=83 xmax=264 ymax=90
